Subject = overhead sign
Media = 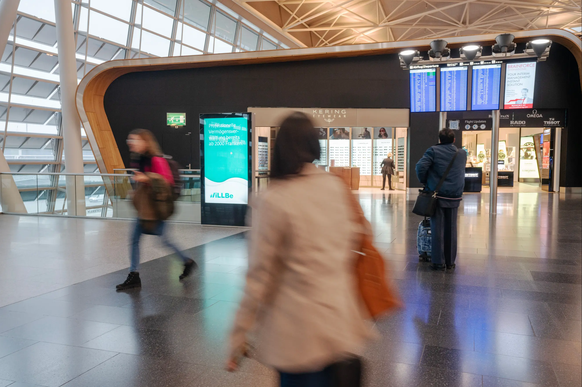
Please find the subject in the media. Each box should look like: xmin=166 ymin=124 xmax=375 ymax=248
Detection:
xmin=447 ymin=111 xmax=492 ymax=130
xmin=499 ymin=109 xmax=566 ymax=127
xmin=203 ymin=116 xmax=249 ymax=204
xmin=448 ymin=118 xmax=491 ymax=130
xmin=167 ymin=113 xmax=186 ymax=126
xmin=504 ymin=62 xmax=537 ymax=109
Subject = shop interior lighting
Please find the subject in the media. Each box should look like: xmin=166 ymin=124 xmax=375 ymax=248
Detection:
xmin=460 ymin=44 xmax=482 ymax=61
xmin=525 ymin=39 xmax=552 ymax=61
xmin=492 ymin=33 xmax=516 ymax=57
xmin=428 ymin=39 xmax=450 ymax=61
xmin=399 ymin=49 xmax=421 ymax=69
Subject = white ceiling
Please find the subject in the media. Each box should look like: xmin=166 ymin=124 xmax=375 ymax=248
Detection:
xmin=234 ymin=0 xmax=582 ymax=47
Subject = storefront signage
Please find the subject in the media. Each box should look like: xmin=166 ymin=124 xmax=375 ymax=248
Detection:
xmin=499 ymin=109 xmax=566 ymax=127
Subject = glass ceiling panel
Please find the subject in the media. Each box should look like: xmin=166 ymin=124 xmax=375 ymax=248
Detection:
xmin=184 ymin=0 xmax=211 ymax=31
xmin=140 ymin=31 xmax=171 ymax=57
xmin=18 ymin=0 xmax=56 ymax=23
xmin=145 ymin=0 xmax=178 ymax=16
xmin=15 ymin=17 xmax=43 ymax=41
xmin=90 ymin=0 xmax=133 ymax=21
xmin=89 ymin=11 xmax=129 ymax=46
xmin=214 ymin=11 xmax=237 ymax=44
xmin=261 ymin=38 xmax=277 ymax=51
xmin=182 ymin=24 xmax=206 ymax=51
xmin=142 ymin=6 xmax=174 ymax=37
xmin=240 ymin=27 xmax=258 ymax=51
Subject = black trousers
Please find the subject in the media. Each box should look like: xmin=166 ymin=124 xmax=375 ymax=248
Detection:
xmin=382 ymin=173 xmax=392 ymax=189
xmin=430 ymin=204 xmax=459 ymax=265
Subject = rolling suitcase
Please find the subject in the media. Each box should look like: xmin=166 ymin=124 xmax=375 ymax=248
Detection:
xmin=417 ymin=217 xmax=431 ymax=262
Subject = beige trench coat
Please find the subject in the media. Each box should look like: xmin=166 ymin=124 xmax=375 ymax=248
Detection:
xmin=229 ymin=164 xmax=376 ymax=373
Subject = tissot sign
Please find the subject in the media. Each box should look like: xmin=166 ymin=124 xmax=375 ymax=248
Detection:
xmin=499 ymin=109 xmax=566 ymax=127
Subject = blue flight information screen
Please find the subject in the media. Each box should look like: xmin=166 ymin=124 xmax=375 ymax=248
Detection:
xmin=471 ymin=64 xmax=502 ymax=110
xmin=410 ymin=68 xmax=436 ymax=112
xmin=440 ymin=66 xmax=468 ymax=111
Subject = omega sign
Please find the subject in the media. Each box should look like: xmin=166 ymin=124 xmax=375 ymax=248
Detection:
xmin=311 ymin=109 xmax=348 ymax=123
xmin=499 ymin=109 xmax=566 ymax=128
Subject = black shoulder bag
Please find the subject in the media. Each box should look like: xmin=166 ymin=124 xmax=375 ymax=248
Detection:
xmin=412 ymin=150 xmax=459 ymax=217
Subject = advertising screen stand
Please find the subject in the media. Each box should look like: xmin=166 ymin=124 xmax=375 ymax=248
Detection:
xmin=200 ymin=113 xmax=252 ymax=226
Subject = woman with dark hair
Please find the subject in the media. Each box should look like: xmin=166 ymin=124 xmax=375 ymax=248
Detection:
xmin=227 ymin=112 xmax=375 ymax=386
xmin=116 ymin=129 xmax=196 ymax=291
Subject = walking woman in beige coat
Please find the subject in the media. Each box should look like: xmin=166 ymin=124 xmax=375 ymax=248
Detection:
xmin=227 ymin=112 xmax=376 ymax=386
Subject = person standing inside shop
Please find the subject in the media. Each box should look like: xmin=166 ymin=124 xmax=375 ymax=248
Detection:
xmin=380 ymin=153 xmax=395 ymax=190
xmin=415 ymin=129 xmax=466 ymax=271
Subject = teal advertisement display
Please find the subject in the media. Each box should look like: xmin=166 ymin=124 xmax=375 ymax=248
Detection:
xmin=203 ymin=117 xmax=249 ymax=204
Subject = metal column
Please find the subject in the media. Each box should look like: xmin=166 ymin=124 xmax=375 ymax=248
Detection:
xmin=0 ymin=0 xmax=26 ymax=213
xmin=54 ymin=0 xmax=85 ymax=216
xmin=490 ymin=110 xmax=500 ymax=215
xmin=439 ymin=112 xmax=447 ymax=131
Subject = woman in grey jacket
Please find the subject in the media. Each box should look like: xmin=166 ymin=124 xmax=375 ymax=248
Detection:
xmin=227 ymin=112 xmax=375 ymax=386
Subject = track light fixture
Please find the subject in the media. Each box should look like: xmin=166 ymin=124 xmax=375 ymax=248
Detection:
xmin=492 ymin=33 xmax=516 ymax=57
xmin=399 ymin=49 xmax=421 ymax=69
xmin=460 ymin=44 xmax=482 ymax=61
xmin=397 ymin=32 xmax=552 ymax=70
xmin=525 ymin=39 xmax=552 ymax=61
xmin=428 ymin=39 xmax=450 ymax=61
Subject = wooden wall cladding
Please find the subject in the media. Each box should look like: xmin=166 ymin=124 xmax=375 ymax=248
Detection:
xmin=77 ymin=31 xmax=581 ymax=174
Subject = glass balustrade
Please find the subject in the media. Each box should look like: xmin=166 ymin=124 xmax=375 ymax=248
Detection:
xmin=0 ymin=172 xmax=201 ymax=223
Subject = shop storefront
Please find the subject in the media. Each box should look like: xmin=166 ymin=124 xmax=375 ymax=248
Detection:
xmin=249 ymin=108 xmax=409 ymax=189
xmin=447 ymin=109 xmax=565 ymax=192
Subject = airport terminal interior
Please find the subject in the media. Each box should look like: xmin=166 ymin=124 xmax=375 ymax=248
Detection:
xmin=0 ymin=1 xmax=581 ymax=386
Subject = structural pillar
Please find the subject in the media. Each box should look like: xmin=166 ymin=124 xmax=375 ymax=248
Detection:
xmin=54 ymin=0 xmax=85 ymax=216
xmin=490 ymin=110 xmax=500 ymax=215
xmin=439 ymin=112 xmax=447 ymax=131
xmin=0 ymin=0 xmax=26 ymax=214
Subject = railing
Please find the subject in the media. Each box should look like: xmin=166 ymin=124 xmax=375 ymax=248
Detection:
xmin=0 ymin=172 xmax=201 ymax=222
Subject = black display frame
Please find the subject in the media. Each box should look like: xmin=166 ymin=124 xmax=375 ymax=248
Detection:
xmin=199 ymin=112 xmax=252 ymax=226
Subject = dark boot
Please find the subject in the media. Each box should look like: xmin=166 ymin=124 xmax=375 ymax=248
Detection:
xmin=116 ymin=272 xmax=141 ymax=290
xmin=179 ymin=259 xmax=197 ymax=280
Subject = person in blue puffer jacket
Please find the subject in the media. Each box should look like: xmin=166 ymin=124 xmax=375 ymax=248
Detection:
xmin=415 ymin=129 xmax=467 ymax=271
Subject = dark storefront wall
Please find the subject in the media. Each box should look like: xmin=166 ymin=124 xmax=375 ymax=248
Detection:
xmin=103 ymin=43 xmax=582 ymax=187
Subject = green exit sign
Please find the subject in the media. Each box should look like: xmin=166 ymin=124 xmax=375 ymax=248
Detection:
xmin=167 ymin=113 xmax=186 ymax=126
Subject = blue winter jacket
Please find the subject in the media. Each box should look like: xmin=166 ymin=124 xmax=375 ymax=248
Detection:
xmin=415 ymin=143 xmax=467 ymax=200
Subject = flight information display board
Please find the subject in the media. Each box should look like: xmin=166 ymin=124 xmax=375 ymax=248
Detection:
xmin=440 ymin=66 xmax=468 ymax=112
xmin=471 ymin=64 xmax=502 ymax=110
xmin=410 ymin=68 xmax=436 ymax=112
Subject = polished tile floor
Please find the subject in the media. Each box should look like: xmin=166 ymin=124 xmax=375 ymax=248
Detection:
xmin=0 ymin=189 xmax=580 ymax=387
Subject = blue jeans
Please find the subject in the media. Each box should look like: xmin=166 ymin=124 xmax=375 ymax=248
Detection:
xmin=279 ymin=369 xmax=330 ymax=387
xmin=129 ymin=220 xmax=188 ymax=272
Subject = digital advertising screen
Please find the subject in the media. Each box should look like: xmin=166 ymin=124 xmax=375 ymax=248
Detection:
xmin=504 ymin=62 xmax=536 ymax=109
xmin=471 ymin=64 xmax=502 ymax=110
xmin=440 ymin=66 xmax=468 ymax=112
xmin=410 ymin=68 xmax=437 ymax=112
xmin=202 ymin=116 xmax=249 ymax=205
xmin=519 ymin=136 xmax=539 ymax=179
